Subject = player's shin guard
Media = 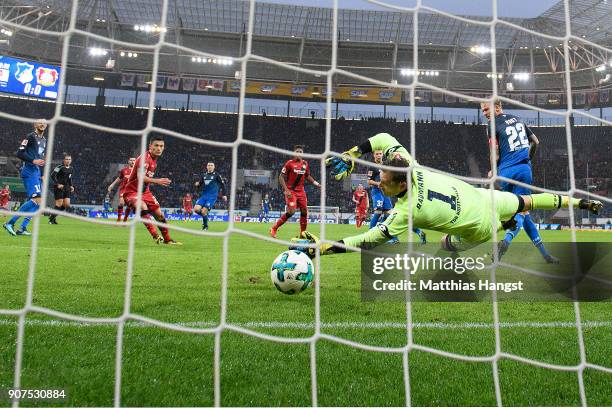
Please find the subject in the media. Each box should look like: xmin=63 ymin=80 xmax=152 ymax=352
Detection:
xmin=202 ymin=213 xmax=209 ymax=229
xmin=117 ymin=205 xmax=123 ymax=222
xmin=504 ymin=213 xmax=525 ymax=244
xmin=141 ymin=214 xmax=160 ymax=239
xmin=273 ymin=213 xmax=290 ymax=230
xmin=299 ymin=210 xmax=308 ymax=233
xmin=369 ymin=212 xmax=381 ymax=229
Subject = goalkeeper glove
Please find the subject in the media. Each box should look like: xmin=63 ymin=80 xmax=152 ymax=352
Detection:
xmin=289 ymin=231 xmax=335 ymax=257
xmin=325 ymin=146 xmax=362 ymax=180
xmin=289 ymin=238 xmax=316 ymax=259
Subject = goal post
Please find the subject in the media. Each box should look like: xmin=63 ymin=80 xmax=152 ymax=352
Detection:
xmin=307 ymin=206 xmax=340 ymax=224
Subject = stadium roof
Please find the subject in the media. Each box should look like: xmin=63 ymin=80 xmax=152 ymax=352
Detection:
xmin=2 ymin=0 xmax=612 ymax=93
xmin=10 ymin=0 xmax=612 ymax=48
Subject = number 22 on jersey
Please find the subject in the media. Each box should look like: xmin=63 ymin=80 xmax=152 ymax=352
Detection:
xmin=505 ymin=123 xmax=529 ymax=152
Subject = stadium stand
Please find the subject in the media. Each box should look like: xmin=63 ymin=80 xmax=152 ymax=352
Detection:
xmin=0 ymin=98 xmax=609 ymax=216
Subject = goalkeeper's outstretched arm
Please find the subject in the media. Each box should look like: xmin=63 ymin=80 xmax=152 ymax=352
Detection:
xmin=300 ymin=207 xmax=409 ymax=255
xmin=326 ymin=133 xmax=415 ymax=180
xmin=298 ymin=226 xmax=392 ymax=256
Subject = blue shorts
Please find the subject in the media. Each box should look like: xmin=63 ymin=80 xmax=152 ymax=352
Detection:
xmin=371 ymin=192 xmax=392 ymax=211
xmin=104 ymin=203 xmax=110 ymax=211
xmin=22 ymin=175 xmax=42 ymax=198
xmin=196 ymin=195 xmax=217 ymax=209
xmin=263 ymin=206 xmax=270 ymax=214
xmin=498 ymin=163 xmax=532 ymax=195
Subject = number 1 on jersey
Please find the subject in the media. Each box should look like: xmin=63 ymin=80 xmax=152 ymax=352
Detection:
xmin=427 ymin=189 xmax=457 ymax=210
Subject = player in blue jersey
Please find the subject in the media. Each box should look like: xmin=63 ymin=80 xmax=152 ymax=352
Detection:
xmin=482 ymin=101 xmax=558 ymax=263
xmin=260 ymin=193 xmax=272 ymax=223
xmin=103 ymin=194 xmax=112 ymax=218
xmin=368 ymin=150 xmax=427 ymax=244
xmin=194 ymin=162 xmax=227 ymax=230
xmin=3 ymin=119 xmax=48 ymax=236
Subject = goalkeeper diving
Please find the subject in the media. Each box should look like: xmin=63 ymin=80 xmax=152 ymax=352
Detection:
xmin=294 ymin=133 xmax=603 ymax=255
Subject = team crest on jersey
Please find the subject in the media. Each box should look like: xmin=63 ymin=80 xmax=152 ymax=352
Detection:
xmin=15 ymin=62 xmax=34 ymax=84
xmin=36 ymin=67 xmax=59 ymax=87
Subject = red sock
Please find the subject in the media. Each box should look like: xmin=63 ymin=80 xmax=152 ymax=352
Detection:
xmin=356 ymin=216 xmax=362 ymax=228
xmin=123 ymin=206 xmax=131 ymax=222
xmin=299 ymin=211 xmax=308 ymax=233
xmin=160 ymin=226 xmax=171 ymax=242
xmin=273 ymin=213 xmax=290 ymax=230
xmin=117 ymin=205 xmax=123 ymax=222
xmin=141 ymin=214 xmax=159 ymax=239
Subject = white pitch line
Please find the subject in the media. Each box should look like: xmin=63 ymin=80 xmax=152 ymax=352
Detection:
xmin=0 ymin=319 xmax=610 ymax=330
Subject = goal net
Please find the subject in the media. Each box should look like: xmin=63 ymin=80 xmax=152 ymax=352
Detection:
xmin=306 ymin=206 xmax=340 ymax=224
xmin=0 ymin=0 xmax=610 ymax=406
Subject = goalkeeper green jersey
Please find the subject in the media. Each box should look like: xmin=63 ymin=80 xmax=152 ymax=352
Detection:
xmin=343 ymin=133 xmax=520 ymax=249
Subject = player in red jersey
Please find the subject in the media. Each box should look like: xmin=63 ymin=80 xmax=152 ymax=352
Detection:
xmin=107 ymin=157 xmax=136 ymax=222
xmin=0 ymin=184 xmax=11 ymax=216
xmin=270 ymin=145 xmax=321 ymax=238
xmin=123 ymin=138 xmax=181 ymax=245
xmin=182 ymin=193 xmax=193 ymax=222
xmin=352 ymin=183 xmax=369 ymax=228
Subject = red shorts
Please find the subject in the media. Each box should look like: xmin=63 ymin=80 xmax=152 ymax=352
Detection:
xmin=285 ymin=190 xmax=307 ymax=210
xmin=184 ymin=206 xmax=192 ymax=213
xmin=356 ymin=208 xmax=367 ymax=217
xmin=124 ymin=191 xmax=160 ymax=212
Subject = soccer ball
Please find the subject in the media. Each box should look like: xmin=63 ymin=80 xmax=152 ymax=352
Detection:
xmin=270 ymin=250 xmax=314 ymax=295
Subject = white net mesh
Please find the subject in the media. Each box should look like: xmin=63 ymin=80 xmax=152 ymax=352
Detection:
xmin=0 ymin=0 xmax=611 ymax=406
xmin=307 ymin=206 xmax=340 ymax=224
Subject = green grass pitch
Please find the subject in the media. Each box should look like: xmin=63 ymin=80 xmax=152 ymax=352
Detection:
xmin=0 ymin=217 xmax=610 ymax=406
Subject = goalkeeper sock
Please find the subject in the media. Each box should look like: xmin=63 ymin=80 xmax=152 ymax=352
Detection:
xmin=141 ymin=214 xmax=159 ymax=238
xmin=369 ymin=213 xmax=381 ymax=229
xmin=299 ymin=211 xmax=308 ymax=233
xmin=117 ymin=205 xmax=123 ymax=222
xmin=273 ymin=213 xmax=289 ymax=230
xmin=504 ymin=213 xmax=525 ymax=243
xmin=529 ymin=193 xmax=580 ymax=210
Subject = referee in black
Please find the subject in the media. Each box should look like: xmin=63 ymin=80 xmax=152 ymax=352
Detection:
xmin=49 ymin=154 xmax=74 ymax=224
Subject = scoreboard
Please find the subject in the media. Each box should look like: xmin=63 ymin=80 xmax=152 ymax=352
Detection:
xmin=0 ymin=55 xmax=61 ymax=99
